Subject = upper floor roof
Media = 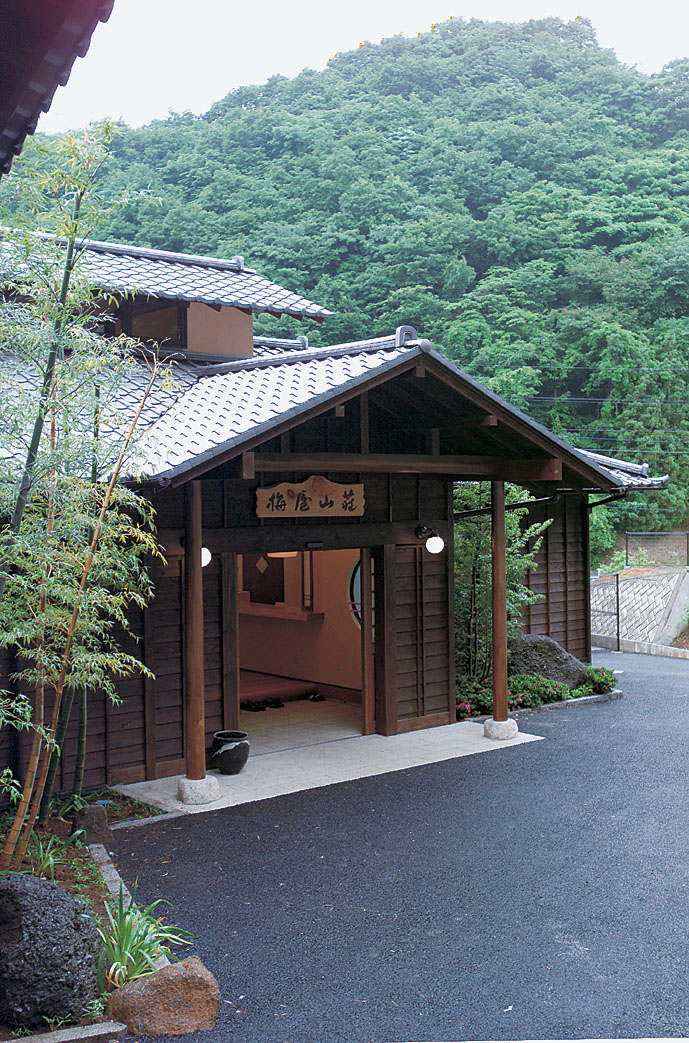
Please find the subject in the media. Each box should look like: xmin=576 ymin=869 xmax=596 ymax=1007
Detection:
xmin=72 ymin=237 xmax=334 ymax=321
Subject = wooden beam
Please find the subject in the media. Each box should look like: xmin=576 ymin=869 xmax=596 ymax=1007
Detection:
xmin=360 ymin=392 xmax=369 ymax=454
xmin=252 ymin=452 xmax=562 ymax=480
xmin=425 ymin=428 xmax=440 ymax=455
xmin=183 ymin=480 xmax=206 ymax=780
xmin=333 ymin=405 xmax=345 ymax=418
xmin=491 ymin=480 xmax=508 ymax=723
xmin=442 ymin=414 xmax=498 ymax=429
xmin=227 ymin=452 xmax=255 ymax=479
xmin=197 ymin=520 xmax=452 ymax=556
xmin=414 ymin=362 xmax=425 ymax=378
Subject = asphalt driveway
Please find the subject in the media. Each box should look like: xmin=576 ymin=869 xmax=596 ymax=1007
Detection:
xmin=111 ymin=650 xmax=689 ymax=1042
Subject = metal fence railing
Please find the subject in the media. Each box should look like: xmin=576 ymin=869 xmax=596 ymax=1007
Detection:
xmin=625 ymin=531 xmax=689 ymax=567
xmin=590 ymin=572 xmax=622 ymax=649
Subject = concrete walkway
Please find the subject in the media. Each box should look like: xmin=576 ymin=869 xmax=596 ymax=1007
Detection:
xmin=116 ymin=706 xmax=540 ymax=813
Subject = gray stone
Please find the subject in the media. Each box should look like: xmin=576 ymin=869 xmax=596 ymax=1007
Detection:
xmin=0 ymin=873 xmax=101 ymax=1028
xmin=106 ymin=955 xmax=219 ymax=1036
xmin=177 ymin=774 xmax=221 ymax=805
xmin=72 ymin=804 xmax=113 ymax=845
xmin=508 ymin=633 xmax=588 ymax=688
xmin=484 ymin=717 xmax=519 ymax=740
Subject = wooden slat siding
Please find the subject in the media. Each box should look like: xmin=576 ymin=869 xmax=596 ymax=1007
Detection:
xmin=373 ymin=545 xmax=398 ymax=735
xmin=395 ymin=545 xmax=452 ymax=724
xmin=143 ymin=605 xmax=157 ymax=779
xmin=446 ymin=484 xmax=456 ymax=719
xmin=521 ymin=495 xmax=589 ymax=660
xmin=203 ymin=559 xmax=223 ymax=744
xmin=221 ymin=552 xmax=240 ymax=731
xmin=360 ymin=547 xmax=375 ymax=735
xmin=581 ymin=495 xmax=592 ymax=662
xmin=0 ymin=645 xmax=20 ymax=798
xmin=147 ymin=562 xmax=185 ymax=778
xmin=398 ymin=712 xmax=451 ymax=733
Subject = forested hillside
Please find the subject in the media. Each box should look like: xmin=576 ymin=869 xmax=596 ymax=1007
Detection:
xmin=53 ymin=18 xmax=689 ymax=526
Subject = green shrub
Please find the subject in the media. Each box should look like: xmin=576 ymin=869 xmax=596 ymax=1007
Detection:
xmin=507 ymin=674 xmax=569 ymax=708
xmin=584 ymin=665 xmax=616 ymax=693
xmin=455 ymin=675 xmax=493 ymax=719
xmin=570 ymin=682 xmax=594 ymax=699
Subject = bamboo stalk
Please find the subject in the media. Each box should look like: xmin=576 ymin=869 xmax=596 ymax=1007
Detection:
xmin=0 ymin=193 xmax=83 ymax=605
xmin=1 ymin=405 xmax=58 ymax=869
xmin=72 ymin=688 xmax=87 ymax=798
xmin=11 ymin=360 xmax=159 ymax=866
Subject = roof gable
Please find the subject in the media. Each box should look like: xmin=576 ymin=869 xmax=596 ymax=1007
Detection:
xmin=130 ymin=331 xmax=661 ymax=494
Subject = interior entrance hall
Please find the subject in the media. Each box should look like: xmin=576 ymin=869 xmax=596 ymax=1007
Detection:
xmin=237 ymin=548 xmax=368 ymax=753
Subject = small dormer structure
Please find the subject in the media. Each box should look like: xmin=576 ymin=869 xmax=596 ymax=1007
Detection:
xmin=69 ymin=237 xmax=333 ymax=361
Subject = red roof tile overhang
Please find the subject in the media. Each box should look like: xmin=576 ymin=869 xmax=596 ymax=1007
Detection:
xmin=0 ymin=0 xmax=114 ymax=175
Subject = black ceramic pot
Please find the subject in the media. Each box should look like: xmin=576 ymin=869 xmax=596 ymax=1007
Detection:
xmin=211 ymin=730 xmax=250 ymax=775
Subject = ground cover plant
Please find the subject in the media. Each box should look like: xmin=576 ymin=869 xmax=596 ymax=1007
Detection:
xmin=96 ymin=883 xmax=192 ymax=989
xmin=456 ymin=665 xmax=616 ymax=719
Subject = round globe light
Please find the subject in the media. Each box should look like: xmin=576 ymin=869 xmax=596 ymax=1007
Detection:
xmin=201 ymin=546 xmax=212 ymax=568
xmin=425 ymin=534 xmax=445 ymax=555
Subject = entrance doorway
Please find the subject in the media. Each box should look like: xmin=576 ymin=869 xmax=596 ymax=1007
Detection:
xmin=236 ymin=547 xmax=373 ymax=751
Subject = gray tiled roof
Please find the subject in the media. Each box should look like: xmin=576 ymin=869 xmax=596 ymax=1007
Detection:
xmin=576 ymin=449 xmax=668 ymax=490
xmin=0 ymin=325 xmax=666 ymax=496
xmin=129 ymin=334 xmax=665 ymax=493
xmin=51 ymin=237 xmax=333 ymax=320
xmin=135 ymin=340 xmax=411 ymax=480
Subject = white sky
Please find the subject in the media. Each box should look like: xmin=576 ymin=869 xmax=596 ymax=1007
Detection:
xmin=38 ymin=0 xmax=689 ymax=134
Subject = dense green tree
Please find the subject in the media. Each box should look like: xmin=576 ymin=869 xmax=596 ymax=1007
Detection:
xmin=29 ymin=15 xmax=689 ymax=528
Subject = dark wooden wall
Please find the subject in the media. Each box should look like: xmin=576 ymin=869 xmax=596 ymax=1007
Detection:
xmin=394 ymin=545 xmax=454 ymax=730
xmin=521 ymin=493 xmax=591 ymax=662
xmin=0 ymin=471 xmax=455 ymax=796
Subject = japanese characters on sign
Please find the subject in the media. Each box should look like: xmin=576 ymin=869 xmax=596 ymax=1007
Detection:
xmin=256 ymin=475 xmax=365 ymax=518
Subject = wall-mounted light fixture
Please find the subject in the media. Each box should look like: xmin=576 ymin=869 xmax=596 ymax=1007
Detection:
xmin=180 ymin=535 xmax=212 ymax=567
xmin=267 ymin=551 xmax=298 ymax=558
xmin=415 ymin=525 xmax=445 ymax=555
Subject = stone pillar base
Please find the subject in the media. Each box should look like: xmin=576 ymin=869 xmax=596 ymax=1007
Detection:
xmin=177 ymin=775 xmax=221 ymax=805
xmin=484 ymin=717 xmax=518 ymax=741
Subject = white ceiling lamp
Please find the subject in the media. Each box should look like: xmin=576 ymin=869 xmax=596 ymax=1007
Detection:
xmin=201 ymin=547 xmax=212 ymax=568
xmin=415 ymin=525 xmax=445 ymax=555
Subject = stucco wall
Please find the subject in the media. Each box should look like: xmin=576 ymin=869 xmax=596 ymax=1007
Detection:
xmin=187 ymin=302 xmax=253 ymax=356
xmin=239 ymin=549 xmax=361 ymax=692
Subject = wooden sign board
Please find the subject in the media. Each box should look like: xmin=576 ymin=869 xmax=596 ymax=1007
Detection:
xmin=256 ymin=475 xmax=365 ymax=518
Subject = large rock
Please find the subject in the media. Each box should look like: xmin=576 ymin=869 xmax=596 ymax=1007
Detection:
xmin=0 ymin=872 xmax=100 ymax=1027
xmin=508 ymin=633 xmax=588 ymax=688
xmin=106 ymin=955 xmax=219 ymax=1036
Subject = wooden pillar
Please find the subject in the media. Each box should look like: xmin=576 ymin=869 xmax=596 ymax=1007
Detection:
xmin=184 ymin=480 xmax=206 ymax=780
xmin=491 ymin=480 xmax=508 ymax=723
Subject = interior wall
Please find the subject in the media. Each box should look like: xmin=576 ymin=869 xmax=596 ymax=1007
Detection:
xmin=239 ymin=548 xmax=361 ymax=692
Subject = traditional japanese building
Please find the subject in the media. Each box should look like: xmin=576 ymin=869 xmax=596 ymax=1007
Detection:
xmin=0 ymin=239 xmax=666 ymax=804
